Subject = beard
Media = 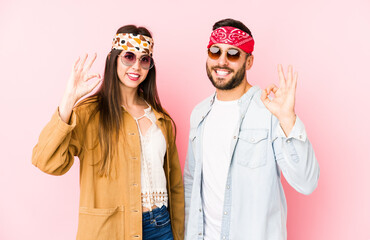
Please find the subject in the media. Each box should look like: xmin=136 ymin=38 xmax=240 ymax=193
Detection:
xmin=206 ymin=61 xmax=246 ymax=90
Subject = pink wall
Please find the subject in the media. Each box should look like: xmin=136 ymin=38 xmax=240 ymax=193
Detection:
xmin=1 ymin=0 xmax=369 ymax=239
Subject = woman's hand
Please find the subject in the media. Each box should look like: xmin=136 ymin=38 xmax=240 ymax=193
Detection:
xmin=261 ymin=64 xmax=297 ymax=136
xmin=59 ymin=53 xmax=102 ymax=123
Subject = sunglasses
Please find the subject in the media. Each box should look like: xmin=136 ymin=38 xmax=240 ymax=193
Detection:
xmin=207 ymin=46 xmax=243 ymax=62
xmin=120 ymin=51 xmax=154 ymax=70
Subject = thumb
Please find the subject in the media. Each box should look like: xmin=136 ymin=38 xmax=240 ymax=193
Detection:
xmin=87 ymin=77 xmax=102 ymax=92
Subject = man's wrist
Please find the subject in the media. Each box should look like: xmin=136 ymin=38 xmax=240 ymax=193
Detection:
xmin=278 ymin=113 xmax=296 ymax=137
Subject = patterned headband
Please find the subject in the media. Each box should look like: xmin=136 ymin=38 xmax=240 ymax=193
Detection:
xmin=207 ymin=26 xmax=254 ymax=54
xmin=112 ymin=33 xmax=154 ymax=57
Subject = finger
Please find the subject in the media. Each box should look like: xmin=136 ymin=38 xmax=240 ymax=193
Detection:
xmin=78 ymin=54 xmax=88 ymax=72
xmin=85 ymin=73 xmax=101 ymax=82
xmin=261 ymin=88 xmax=268 ymax=100
xmin=87 ymin=78 xmax=103 ymax=93
xmin=260 ymin=89 xmax=272 ymax=105
xmin=293 ymin=71 xmax=298 ymax=90
xmin=278 ymin=64 xmax=286 ymax=88
xmin=73 ymin=57 xmax=81 ymax=71
xmin=287 ymin=65 xmax=293 ymax=87
xmin=86 ymin=53 xmax=97 ymax=71
xmin=266 ymin=84 xmax=279 ymax=95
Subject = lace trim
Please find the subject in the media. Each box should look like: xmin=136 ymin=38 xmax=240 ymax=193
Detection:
xmin=134 ymin=106 xmax=168 ymax=210
xmin=141 ymin=191 xmax=168 ymax=209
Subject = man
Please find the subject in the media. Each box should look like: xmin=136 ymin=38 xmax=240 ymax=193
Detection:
xmin=184 ymin=18 xmax=320 ymax=240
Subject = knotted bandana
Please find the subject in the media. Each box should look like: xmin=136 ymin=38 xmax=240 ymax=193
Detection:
xmin=207 ymin=26 xmax=254 ymax=53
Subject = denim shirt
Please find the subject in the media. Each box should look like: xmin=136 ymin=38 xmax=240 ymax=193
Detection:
xmin=184 ymin=86 xmax=320 ymax=240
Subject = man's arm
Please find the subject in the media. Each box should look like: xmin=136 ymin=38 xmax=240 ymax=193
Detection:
xmin=272 ymin=116 xmax=320 ymax=194
xmin=261 ymin=64 xmax=319 ymax=194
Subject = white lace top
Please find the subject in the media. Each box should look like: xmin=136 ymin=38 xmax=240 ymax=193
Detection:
xmin=134 ymin=105 xmax=168 ymax=210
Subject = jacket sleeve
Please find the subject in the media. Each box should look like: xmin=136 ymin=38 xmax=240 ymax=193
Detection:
xmin=273 ymin=116 xmax=320 ymax=195
xmin=167 ymin=121 xmax=185 ymax=240
xmin=31 ymin=108 xmax=82 ymax=176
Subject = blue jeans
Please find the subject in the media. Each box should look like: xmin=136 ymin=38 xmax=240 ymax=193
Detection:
xmin=142 ymin=205 xmax=174 ymax=240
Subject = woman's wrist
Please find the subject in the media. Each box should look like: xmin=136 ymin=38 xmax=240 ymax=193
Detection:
xmin=59 ymin=92 xmax=77 ymax=123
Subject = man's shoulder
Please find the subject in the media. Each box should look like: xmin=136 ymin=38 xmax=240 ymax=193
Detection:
xmin=246 ymin=87 xmax=279 ymax=126
xmin=189 ymin=94 xmax=215 ymax=127
xmin=192 ymin=94 xmax=215 ymax=112
xmin=245 ymin=86 xmax=271 ymax=110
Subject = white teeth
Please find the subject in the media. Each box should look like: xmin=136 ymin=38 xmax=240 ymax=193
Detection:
xmin=128 ymin=73 xmax=139 ymax=78
xmin=216 ymin=70 xmax=230 ymax=76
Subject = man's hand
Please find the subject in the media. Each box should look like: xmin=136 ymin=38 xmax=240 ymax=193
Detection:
xmin=261 ymin=64 xmax=297 ymax=137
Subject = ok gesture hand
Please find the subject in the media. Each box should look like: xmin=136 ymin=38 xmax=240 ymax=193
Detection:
xmin=66 ymin=53 xmax=102 ymax=102
xmin=261 ymin=64 xmax=297 ymax=136
xmin=59 ymin=53 xmax=102 ymax=123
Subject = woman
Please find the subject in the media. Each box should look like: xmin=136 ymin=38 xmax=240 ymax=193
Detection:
xmin=32 ymin=25 xmax=184 ymax=240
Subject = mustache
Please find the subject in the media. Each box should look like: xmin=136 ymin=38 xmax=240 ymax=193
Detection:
xmin=211 ymin=66 xmax=234 ymax=72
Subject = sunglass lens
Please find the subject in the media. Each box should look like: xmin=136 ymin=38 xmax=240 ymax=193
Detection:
xmin=140 ymin=55 xmax=153 ymax=70
xmin=227 ymin=49 xmax=240 ymax=61
xmin=121 ymin=52 xmax=137 ymax=66
xmin=208 ymin=46 xmax=221 ymax=60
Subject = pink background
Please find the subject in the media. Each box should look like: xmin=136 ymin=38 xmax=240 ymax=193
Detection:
xmin=1 ymin=0 xmax=369 ymax=239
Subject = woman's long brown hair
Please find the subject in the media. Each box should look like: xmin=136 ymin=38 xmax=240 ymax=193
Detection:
xmin=82 ymin=25 xmax=175 ymax=176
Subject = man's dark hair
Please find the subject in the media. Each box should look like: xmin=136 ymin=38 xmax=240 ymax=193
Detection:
xmin=212 ymin=18 xmax=253 ymax=38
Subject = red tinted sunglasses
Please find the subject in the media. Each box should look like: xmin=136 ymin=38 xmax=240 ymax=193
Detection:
xmin=120 ymin=51 xmax=154 ymax=70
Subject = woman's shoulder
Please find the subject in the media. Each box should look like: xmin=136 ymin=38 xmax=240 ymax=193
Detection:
xmin=155 ymin=107 xmax=176 ymax=135
xmin=151 ymin=105 xmax=171 ymax=122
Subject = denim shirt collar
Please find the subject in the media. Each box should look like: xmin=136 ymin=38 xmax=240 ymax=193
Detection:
xmin=193 ymin=86 xmax=260 ymax=128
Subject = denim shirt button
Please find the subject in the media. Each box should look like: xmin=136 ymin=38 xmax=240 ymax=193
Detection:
xmin=224 ymin=211 xmax=227 ymax=215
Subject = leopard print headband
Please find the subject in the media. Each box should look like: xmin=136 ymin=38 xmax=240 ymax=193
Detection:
xmin=112 ymin=33 xmax=154 ymax=57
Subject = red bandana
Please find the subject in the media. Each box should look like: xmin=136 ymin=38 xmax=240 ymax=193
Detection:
xmin=207 ymin=26 xmax=255 ymax=53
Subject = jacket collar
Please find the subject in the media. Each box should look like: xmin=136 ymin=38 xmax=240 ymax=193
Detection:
xmin=152 ymin=107 xmax=165 ymax=121
xmin=121 ymin=101 xmax=165 ymax=121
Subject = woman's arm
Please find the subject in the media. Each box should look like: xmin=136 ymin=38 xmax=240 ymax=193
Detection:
xmin=32 ymin=54 xmax=101 ymax=175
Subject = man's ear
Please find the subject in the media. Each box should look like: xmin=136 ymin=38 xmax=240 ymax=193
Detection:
xmin=245 ymin=54 xmax=254 ymax=70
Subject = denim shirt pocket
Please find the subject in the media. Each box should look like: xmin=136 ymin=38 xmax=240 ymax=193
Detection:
xmin=235 ymin=129 xmax=269 ymax=168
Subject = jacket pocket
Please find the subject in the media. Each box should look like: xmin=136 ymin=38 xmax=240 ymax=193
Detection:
xmin=235 ymin=129 xmax=269 ymax=168
xmin=77 ymin=206 xmax=124 ymax=240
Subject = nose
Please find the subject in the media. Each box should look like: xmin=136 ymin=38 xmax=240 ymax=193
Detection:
xmin=131 ymin=58 xmax=141 ymax=70
xmin=217 ymin=51 xmax=229 ymax=66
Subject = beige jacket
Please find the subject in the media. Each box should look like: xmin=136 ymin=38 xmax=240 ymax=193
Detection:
xmin=32 ymin=98 xmax=184 ymax=240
